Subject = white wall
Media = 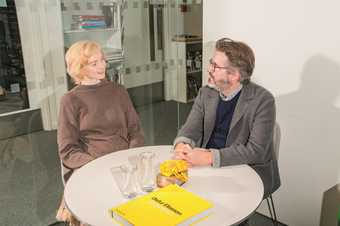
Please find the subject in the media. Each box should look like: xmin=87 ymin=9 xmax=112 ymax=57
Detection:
xmin=203 ymin=1 xmax=340 ymax=226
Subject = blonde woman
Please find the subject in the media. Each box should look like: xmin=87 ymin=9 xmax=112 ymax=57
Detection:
xmin=56 ymin=40 xmax=144 ymax=225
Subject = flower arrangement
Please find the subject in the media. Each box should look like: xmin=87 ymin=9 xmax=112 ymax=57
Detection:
xmin=157 ymin=160 xmax=188 ymax=187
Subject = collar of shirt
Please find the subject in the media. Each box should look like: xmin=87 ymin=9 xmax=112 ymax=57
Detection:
xmin=219 ymin=84 xmax=243 ymax=101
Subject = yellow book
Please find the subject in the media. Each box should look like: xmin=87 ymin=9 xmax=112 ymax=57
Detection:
xmin=109 ymin=184 xmax=213 ymax=226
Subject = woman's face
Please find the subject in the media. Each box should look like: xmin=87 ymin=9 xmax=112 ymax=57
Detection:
xmin=81 ymin=51 xmax=106 ymax=81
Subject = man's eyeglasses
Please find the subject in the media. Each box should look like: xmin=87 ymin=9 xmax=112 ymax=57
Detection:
xmin=209 ymin=58 xmax=234 ymax=73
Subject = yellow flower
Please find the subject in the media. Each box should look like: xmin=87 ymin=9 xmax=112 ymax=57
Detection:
xmin=160 ymin=160 xmax=188 ymax=182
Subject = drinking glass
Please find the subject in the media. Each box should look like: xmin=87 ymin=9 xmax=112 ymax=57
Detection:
xmin=111 ymin=164 xmax=139 ymax=199
xmin=137 ymin=152 xmax=156 ymax=192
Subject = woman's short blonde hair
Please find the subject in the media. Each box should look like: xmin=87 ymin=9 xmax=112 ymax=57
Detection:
xmin=65 ymin=40 xmax=102 ymax=84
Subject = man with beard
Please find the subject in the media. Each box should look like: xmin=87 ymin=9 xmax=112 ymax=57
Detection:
xmin=173 ymin=37 xmax=280 ymax=225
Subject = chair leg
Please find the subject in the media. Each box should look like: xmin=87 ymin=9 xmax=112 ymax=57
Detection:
xmin=269 ymin=195 xmax=278 ymax=225
xmin=266 ymin=197 xmax=274 ymax=219
xmin=266 ymin=195 xmax=278 ymax=226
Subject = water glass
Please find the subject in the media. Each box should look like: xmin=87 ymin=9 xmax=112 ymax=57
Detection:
xmin=111 ymin=164 xmax=139 ymax=199
xmin=138 ymin=152 xmax=156 ymax=192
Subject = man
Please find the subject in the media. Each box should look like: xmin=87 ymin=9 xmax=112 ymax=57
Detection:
xmin=174 ymin=38 xmax=280 ymax=219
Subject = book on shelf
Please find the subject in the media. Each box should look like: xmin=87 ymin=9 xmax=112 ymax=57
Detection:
xmin=70 ymin=15 xmax=107 ymax=29
xmin=79 ymin=20 xmax=106 ymax=29
xmin=80 ymin=21 xmax=106 ymax=26
xmin=72 ymin=15 xmax=105 ymax=21
xmin=109 ymin=184 xmax=213 ymax=226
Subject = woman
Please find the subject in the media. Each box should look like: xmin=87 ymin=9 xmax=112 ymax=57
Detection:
xmin=56 ymin=40 xmax=144 ymax=225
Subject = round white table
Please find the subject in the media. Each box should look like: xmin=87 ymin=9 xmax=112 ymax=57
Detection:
xmin=64 ymin=145 xmax=264 ymax=226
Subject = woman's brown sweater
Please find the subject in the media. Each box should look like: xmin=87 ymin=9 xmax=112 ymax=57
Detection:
xmin=57 ymin=80 xmax=144 ymax=170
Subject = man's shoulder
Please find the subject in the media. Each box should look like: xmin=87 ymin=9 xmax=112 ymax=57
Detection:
xmin=247 ymin=82 xmax=274 ymax=100
xmin=200 ymin=85 xmax=219 ymax=96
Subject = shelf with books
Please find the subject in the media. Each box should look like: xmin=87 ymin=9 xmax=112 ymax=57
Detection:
xmin=64 ymin=27 xmax=119 ymax=34
xmin=171 ymin=40 xmax=202 ymax=103
xmin=187 ymin=69 xmax=202 ymax=75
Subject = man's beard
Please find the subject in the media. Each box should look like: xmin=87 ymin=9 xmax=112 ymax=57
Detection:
xmin=207 ymin=75 xmax=227 ymax=92
xmin=207 ymin=82 xmax=220 ymax=91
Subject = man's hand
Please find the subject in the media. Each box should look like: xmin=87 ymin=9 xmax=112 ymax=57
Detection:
xmin=173 ymin=143 xmax=192 ymax=160
xmin=183 ymin=148 xmax=213 ymax=167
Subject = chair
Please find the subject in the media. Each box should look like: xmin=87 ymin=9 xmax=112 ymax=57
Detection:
xmin=266 ymin=122 xmax=281 ymax=226
xmin=54 ymin=161 xmax=85 ymax=226
xmin=60 ymin=160 xmax=72 ymax=185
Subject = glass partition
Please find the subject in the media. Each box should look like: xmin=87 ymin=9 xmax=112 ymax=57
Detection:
xmin=58 ymin=0 xmax=203 ymax=144
xmin=122 ymin=0 xmax=202 ymax=145
xmin=0 ymin=0 xmax=202 ymax=225
xmin=0 ymin=0 xmax=28 ymax=115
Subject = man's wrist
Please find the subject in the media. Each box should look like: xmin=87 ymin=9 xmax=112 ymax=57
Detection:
xmin=209 ymin=148 xmax=221 ymax=167
xmin=208 ymin=151 xmax=213 ymax=165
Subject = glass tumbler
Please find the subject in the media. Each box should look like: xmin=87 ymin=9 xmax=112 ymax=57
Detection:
xmin=111 ymin=164 xmax=139 ymax=199
xmin=138 ymin=152 xmax=156 ymax=192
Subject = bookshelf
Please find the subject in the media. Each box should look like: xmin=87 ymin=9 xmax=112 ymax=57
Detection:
xmin=63 ymin=27 xmax=119 ymax=34
xmin=172 ymin=39 xmax=202 ymax=103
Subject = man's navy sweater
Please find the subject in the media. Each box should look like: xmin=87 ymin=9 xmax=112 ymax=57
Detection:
xmin=206 ymin=91 xmax=241 ymax=149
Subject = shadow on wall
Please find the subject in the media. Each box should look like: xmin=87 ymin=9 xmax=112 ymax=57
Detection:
xmin=320 ymin=183 xmax=340 ymax=226
xmin=276 ymin=55 xmax=340 ymax=225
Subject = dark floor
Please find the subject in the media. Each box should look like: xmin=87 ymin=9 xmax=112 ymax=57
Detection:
xmin=0 ymin=130 xmax=62 ymax=226
xmin=0 ymin=101 xmax=287 ymax=226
